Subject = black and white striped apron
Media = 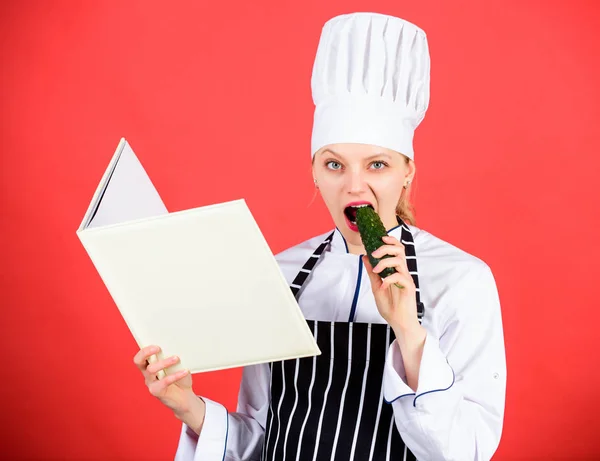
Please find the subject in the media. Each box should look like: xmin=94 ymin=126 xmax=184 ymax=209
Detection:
xmin=261 ymin=218 xmax=424 ymax=461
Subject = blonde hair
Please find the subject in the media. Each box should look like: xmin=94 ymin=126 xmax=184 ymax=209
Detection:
xmin=310 ymin=151 xmax=417 ymax=226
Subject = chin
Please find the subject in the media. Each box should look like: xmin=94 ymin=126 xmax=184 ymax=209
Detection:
xmin=336 ymin=217 xmax=362 ymax=243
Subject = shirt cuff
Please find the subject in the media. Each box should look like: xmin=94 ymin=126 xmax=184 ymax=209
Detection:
xmin=195 ymin=396 xmax=229 ymax=460
xmin=175 ymin=423 xmax=198 ymax=461
xmin=383 ymin=332 xmax=455 ymax=407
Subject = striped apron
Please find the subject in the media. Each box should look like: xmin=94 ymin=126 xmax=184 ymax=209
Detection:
xmin=261 ymin=219 xmax=425 ymax=461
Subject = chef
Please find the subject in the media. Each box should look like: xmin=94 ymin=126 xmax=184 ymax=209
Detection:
xmin=134 ymin=11 xmax=506 ymax=461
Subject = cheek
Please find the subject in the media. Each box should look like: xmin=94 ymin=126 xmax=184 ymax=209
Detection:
xmin=317 ymin=184 xmax=340 ymax=207
xmin=316 ymin=183 xmax=346 ymax=216
xmin=374 ymin=176 xmax=403 ymax=201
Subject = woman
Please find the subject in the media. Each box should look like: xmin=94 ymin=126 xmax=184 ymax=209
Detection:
xmin=133 ymin=12 xmax=506 ymax=461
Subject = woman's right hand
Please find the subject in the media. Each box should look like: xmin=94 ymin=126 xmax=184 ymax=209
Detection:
xmin=133 ymin=345 xmax=206 ymax=434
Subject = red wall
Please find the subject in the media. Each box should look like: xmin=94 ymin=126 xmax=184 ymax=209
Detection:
xmin=1 ymin=1 xmax=599 ymax=459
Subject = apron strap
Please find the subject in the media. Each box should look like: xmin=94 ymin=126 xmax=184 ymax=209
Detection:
xmin=289 ymin=231 xmax=335 ymax=299
xmin=398 ymin=219 xmax=425 ymax=322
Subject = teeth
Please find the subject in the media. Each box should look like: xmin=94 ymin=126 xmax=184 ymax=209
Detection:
xmin=351 ymin=204 xmax=370 ymax=208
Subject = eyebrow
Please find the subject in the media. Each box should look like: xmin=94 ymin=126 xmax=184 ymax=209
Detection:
xmin=321 ymin=148 xmax=392 ymax=160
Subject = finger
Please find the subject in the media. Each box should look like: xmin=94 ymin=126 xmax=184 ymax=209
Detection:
xmin=147 ymin=355 xmax=180 ymax=376
xmin=371 ymin=244 xmax=404 ymax=259
xmin=372 ymin=255 xmax=408 ymax=274
xmin=148 ymin=369 xmax=190 ymax=397
xmin=380 ymin=275 xmax=412 ymax=293
xmin=372 ymin=236 xmax=404 ymax=257
xmin=383 ymin=235 xmax=402 ymax=245
xmin=380 ymin=272 xmax=414 ymax=292
xmin=133 ymin=345 xmax=160 ymax=372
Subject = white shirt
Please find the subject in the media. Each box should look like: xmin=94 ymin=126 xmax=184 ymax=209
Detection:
xmin=174 ymin=223 xmax=507 ymax=461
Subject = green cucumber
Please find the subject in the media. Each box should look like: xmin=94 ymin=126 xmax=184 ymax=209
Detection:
xmin=355 ymin=206 xmax=397 ymax=278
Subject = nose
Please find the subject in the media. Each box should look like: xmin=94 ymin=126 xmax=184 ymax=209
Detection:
xmin=346 ymin=169 xmax=368 ymax=194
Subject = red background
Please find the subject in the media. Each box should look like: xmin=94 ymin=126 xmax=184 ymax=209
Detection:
xmin=1 ymin=1 xmax=599 ymax=459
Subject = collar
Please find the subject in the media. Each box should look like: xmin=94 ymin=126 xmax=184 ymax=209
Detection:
xmin=329 ymin=221 xmax=406 ymax=254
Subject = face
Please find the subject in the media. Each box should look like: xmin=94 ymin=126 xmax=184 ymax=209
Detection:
xmin=312 ymin=143 xmax=415 ymax=248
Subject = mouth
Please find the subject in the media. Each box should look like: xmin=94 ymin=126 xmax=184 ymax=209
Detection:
xmin=343 ymin=202 xmax=374 ymax=231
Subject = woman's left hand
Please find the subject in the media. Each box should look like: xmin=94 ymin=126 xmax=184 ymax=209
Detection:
xmin=362 ymin=235 xmax=420 ymax=331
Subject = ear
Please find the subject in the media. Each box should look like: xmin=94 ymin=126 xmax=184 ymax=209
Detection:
xmin=406 ymin=158 xmax=416 ymax=182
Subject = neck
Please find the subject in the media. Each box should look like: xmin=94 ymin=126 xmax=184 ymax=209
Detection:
xmin=346 ymin=241 xmax=366 ymax=255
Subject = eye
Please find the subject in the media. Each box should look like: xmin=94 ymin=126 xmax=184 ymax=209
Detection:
xmin=326 ymin=160 xmax=342 ymax=170
xmin=370 ymin=161 xmax=388 ymax=170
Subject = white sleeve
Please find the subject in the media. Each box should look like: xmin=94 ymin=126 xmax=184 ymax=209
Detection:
xmin=174 ymin=362 xmax=271 ymax=461
xmin=382 ymin=264 xmax=507 ymax=461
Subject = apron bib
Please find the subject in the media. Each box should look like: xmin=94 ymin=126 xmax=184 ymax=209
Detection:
xmin=262 ymin=219 xmax=424 ymax=461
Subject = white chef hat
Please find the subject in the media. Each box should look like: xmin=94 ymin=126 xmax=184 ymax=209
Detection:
xmin=310 ymin=12 xmax=430 ymax=160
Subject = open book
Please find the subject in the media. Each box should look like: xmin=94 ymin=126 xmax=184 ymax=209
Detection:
xmin=76 ymin=138 xmax=321 ymax=377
